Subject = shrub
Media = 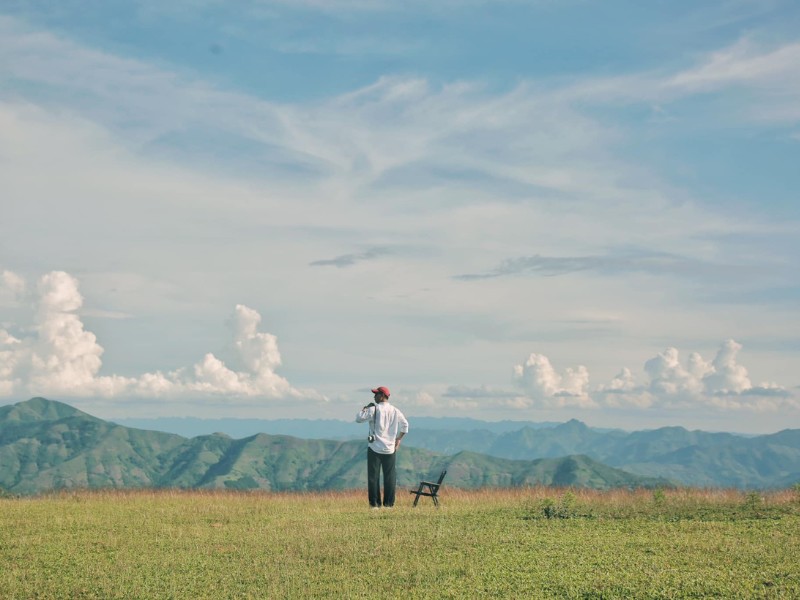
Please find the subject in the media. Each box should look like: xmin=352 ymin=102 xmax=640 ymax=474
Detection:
xmin=541 ymin=490 xmax=581 ymax=519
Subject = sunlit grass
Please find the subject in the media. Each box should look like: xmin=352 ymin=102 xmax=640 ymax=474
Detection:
xmin=2 ymin=487 xmax=799 ymax=598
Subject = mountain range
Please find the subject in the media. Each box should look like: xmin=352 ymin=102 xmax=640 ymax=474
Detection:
xmin=118 ymin=412 xmax=800 ymax=489
xmin=0 ymin=398 xmax=665 ymax=495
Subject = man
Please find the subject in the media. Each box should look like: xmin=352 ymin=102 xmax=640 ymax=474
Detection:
xmin=355 ymin=386 xmax=409 ymax=509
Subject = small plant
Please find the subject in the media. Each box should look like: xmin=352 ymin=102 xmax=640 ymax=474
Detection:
xmin=542 ymin=491 xmax=580 ymax=519
xmin=652 ymin=487 xmax=666 ymax=507
xmin=541 ymin=498 xmax=558 ymax=518
xmin=743 ymin=490 xmax=763 ymax=516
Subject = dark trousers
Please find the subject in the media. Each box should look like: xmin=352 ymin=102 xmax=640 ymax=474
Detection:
xmin=367 ymin=448 xmax=397 ymax=507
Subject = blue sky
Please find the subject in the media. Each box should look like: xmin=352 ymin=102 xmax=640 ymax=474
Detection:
xmin=1 ymin=0 xmax=799 ymax=432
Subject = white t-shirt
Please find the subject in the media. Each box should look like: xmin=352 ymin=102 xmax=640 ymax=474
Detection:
xmin=355 ymin=402 xmax=409 ymax=454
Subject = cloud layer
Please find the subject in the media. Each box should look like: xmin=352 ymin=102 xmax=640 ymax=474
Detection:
xmin=435 ymin=339 xmax=797 ymax=415
xmin=0 ymin=271 xmax=322 ymax=403
xmin=508 ymin=339 xmax=796 ymax=413
xmin=3 ymin=270 xmax=794 ymax=417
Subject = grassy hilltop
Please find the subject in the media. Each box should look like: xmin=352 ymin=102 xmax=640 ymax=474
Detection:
xmin=2 ymin=487 xmax=799 ymax=599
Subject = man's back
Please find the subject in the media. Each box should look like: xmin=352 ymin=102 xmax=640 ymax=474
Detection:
xmin=356 ymin=402 xmax=409 ymax=453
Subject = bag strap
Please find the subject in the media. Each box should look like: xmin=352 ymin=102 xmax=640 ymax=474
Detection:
xmin=370 ymin=404 xmax=378 ymax=437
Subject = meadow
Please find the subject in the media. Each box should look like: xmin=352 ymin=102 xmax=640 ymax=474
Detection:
xmin=1 ymin=486 xmax=799 ymax=599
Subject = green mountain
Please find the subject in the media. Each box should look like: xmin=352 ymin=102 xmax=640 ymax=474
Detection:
xmin=0 ymin=398 xmax=664 ymax=495
xmin=406 ymin=419 xmax=800 ymax=488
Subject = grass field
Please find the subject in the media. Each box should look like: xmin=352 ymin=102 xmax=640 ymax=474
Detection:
xmin=2 ymin=486 xmax=799 ymax=599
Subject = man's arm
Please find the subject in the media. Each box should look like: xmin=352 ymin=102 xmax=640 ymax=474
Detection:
xmin=355 ymin=404 xmax=375 ymax=423
xmin=395 ymin=411 xmax=409 ymax=447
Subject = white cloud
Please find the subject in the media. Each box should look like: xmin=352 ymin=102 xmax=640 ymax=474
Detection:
xmin=404 ymin=338 xmax=797 ymax=416
xmin=644 ymin=347 xmax=705 ymax=396
xmin=594 ymin=368 xmax=654 ymax=409
xmin=555 ymin=36 xmax=800 ymax=124
xmin=0 ymin=271 xmax=323 ymax=403
xmin=1 ymin=270 xmax=26 ymax=300
xmin=512 ymin=353 xmax=594 ymax=408
xmin=4 ymin=268 xmax=791 ymax=418
xmin=0 ymin=16 xmax=640 ymax=208
xmin=6 ymin=15 xmax=793 ymax=241
xmin=703 ymin=339 xmax=751 ymax=393
xmin=666 ymin=38 xmax=800 ymax=93
xmin=413 ymin=390 xmax=436 ymax=407
xmin=597 ymin=339 xmax=797 ymax=412
xmin=600 ymin=367 xmax=637 ymax=393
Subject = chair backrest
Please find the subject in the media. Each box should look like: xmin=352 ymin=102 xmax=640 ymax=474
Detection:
xmin=436 ymin=470 xmax=447 ymax=485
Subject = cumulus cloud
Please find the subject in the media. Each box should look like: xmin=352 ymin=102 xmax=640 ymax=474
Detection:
xmin=498 ymin=340 xmax=797 ymax=413
xmin=595 ymin=339 xmax=797 ymax=412
xmin=512 ymin=353 xmax=594 ymax=408
xmin=2 ymin=270 xmax=26 ymax=299
xmin=594 ymin=368 xmax=653 ymax=409
xmin=0 ymin=270 xmax=323 ymax=403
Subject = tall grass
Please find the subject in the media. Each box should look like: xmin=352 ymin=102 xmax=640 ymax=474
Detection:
xmin=2 ymin=487 xmax=798 ymax=598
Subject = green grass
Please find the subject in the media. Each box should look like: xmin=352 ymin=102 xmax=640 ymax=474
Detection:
xmin=1 ymin=487 xmax=799 ymax=599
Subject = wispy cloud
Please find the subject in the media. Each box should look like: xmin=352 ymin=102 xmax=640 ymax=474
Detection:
xmin=455 ymin=250 xmax=736 ymax=281
xmin=0 ymin=17 xmax=626 ymax=204
xmin=558 ymin=36 xmax=800 ymax=123
xmin=5 ymin=13 xmax=798 ymax=211
xmin=666 ymin=38 xmax=800 ymax=92
xmin=309 ymin=247 xmax=391 ymax=268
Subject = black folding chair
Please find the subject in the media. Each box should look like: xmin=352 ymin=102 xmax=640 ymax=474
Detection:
xmin=410 ymin=470 xmax=447 ymax=507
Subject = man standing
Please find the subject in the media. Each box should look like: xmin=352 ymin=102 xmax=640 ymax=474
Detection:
xmin=356 ymin=386 xmax=409 ymax=509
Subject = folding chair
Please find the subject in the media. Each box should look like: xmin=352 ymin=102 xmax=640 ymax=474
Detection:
xmin=410 ymin=470 xmax=447 ymax=507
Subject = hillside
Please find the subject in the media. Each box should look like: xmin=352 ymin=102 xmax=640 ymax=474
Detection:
xmin=0 ymin=398 xmax=665 ymax=494
xmin=119 ymin=413 xmax=800 ymax=488
xmin=399 ymin=419 xmax=800 ymax=488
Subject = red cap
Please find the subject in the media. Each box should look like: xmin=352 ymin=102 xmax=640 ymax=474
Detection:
xmin=371 ymin=386 xmax=390 ymax=398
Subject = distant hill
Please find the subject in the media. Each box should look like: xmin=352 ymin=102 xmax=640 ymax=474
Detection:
xmin=405 ymin=419 xmax=800 ymax=488
xmin=0 ymin=398 xmax=664 ymax=495
xmin=144 ymin=411 xmax=800 ymax=488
